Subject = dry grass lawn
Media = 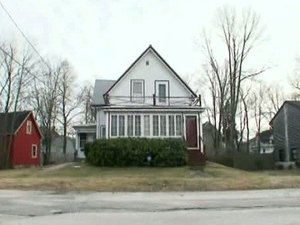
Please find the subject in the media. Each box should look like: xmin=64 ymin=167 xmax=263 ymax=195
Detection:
xmin=1 ymin=162 xmax=300 ymax=191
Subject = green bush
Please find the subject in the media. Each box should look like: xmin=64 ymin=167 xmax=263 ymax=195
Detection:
xmin=84 ymin=138 xmax=187 ymax=167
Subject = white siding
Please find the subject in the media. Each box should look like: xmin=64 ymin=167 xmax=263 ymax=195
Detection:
xmin=108 ymin=50 xmax=193 ymax=106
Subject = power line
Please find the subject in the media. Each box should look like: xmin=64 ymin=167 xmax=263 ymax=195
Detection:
xmin=0 ymin=45 xmax=43 ymax=83
xmin=0 ymin=1 xmax=50 ymax=68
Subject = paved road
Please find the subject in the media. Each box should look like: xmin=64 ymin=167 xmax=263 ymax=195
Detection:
xmin=1 ymin=189 xmax=300 ymax=224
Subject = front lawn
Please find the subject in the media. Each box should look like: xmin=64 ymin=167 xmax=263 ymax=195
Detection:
xmin=1 ymin=162 xmax=300 ymax=191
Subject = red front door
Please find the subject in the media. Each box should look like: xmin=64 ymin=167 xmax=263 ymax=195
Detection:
xmin=185 ymin=116 xmax=198 ymax=148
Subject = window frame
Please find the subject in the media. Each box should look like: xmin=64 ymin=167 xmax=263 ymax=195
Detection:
xmin=111 ymin=115 xmax=118 ymax=137
xmin=31 ymin=144 xmax=38 ymax=158
xmin=143 ymin=115 xmax=150 ymax=136
xmin=130 ymin=79 xmax=145 ymax=103
xmin=160 ymin=115 xmax=167 ymax=136
xmin=26 ymin=120 xmax=32 ymax=135
xmin=119 ymin=115 xmax=125 ymax=136
xmin=155 ymin=80 xmax=169 ymax=105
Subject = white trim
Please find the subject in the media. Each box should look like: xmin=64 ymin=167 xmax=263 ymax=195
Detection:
xmin=26 ymin=120 xmax=32 ymax=135
xmin=31 ymin=144 xmax=38 ymax=158
xmin=108 ymin=113 xmax=184 ymax=139
xmin=156 ymin=81 xmax=169 ymax=105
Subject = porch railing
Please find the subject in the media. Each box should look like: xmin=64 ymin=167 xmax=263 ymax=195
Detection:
xmin=103 ymin=94 xmax=202 ymax=107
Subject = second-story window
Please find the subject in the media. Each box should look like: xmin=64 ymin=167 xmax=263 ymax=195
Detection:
xmin=155 ymin=81 xmax=169 ymax=104
xmin=131 ymin=80 xmax=144 ymax=103
xmin=158 ymin=84 xmax=166 ymax=103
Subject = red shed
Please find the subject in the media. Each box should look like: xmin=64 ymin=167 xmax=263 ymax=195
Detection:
xmin=0 ymin=111 xmax=42 ymax=168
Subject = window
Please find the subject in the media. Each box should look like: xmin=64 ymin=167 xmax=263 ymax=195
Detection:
xmin=79 ymin=133 xmax=86 ymax=151
xmin=160 ymin=115 xmax=166 ymax=136
xmin=26 ymin=121 xmax=32 ymax=134
xmin=127 ymin=115 xmax=134 ymax=137
xmin=135 ymin=115 xmax=141 ymax=136
xmin=176 ymin=115 xmax=182 ymax=136
xmin=119 ymin=115 xmax=125 ymax=136
xmin=111 ymin=115 xmax=118 ymax=136
xmin=158 ymin=84 xmax=166 ymax=103
xmin=144 ymin=115 xmax=150 ymax=136
xmin=153 ymin=115 xmax=159 ymax=136
xmin=31 ymin=144 xmax=38 ymax=158
xmin=100 ymin=125 xmax=106 ymax=138
xmin=169 ymin=115 xmax=175 ymax=136
xmin=131 ymin=80 xmax=144 ymax=103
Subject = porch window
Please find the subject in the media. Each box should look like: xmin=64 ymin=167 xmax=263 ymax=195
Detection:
xmin=111 ymin=115 xmax=118 ymax=136
xmin=160 ymin=115 xmax=166 ymax=136
xmin=131 ymin=80 xmax=144 ymax=103
xmin=119 ymin=115 xmax=125 ymax=136
xmin=100 ymin=125 xmax=106 ymax=138
xmin=127 ymin=115 xmax=134 ymax=137
xmin=153 ymin=115 xmax=159 ymax=136
xmin=144 ymin=115 xmax=150 ymax=136
xmin=31 ymin=144 xmax=38 ymax=158
xmin=168 ymin=115 xmax=175 ymax=136
xmin=135 ymin=115 xmax=141 ymax=136
xmin=176 ymin=115 xmax=182 ymax=136
xmin=79 ymin=133 xmax=87 ymax=151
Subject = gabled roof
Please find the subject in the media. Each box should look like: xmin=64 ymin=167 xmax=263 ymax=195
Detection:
xmin=0 ymin=111 xmax=31 ymax=135
xmin=270 ymin=101 xmax=300 ymax=125
xmin=92 ymin=79 xmax=116 ymax=105
xmin=250 ymin=130 xmax=273 ymax=143
xmin=104 ymin=45 xmax=197 ymax=97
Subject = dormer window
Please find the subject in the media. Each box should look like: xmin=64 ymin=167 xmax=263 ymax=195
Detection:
xmin=131 ymin=79 xmax=144 ymax=103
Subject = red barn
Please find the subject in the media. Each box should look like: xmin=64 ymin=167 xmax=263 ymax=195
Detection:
xmin=0 ymin=111 xmax=42 ymax=168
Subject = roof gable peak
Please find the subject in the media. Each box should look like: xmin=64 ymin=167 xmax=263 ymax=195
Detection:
xmin=104 ymin=45 xmax=197 ymax=97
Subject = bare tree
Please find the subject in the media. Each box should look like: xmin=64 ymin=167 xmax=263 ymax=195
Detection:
xmin=81 ymin=82 xmax=95 ymax=124
xmin=57 ymin=60 xmax=83 ymax=161
xmin=31 ymin=63 xmax=60 ymax=165
xmin=203 ymin=6 xmax=266 ymax=150
xmin=0 ymin=43 xmax=35 ymax=168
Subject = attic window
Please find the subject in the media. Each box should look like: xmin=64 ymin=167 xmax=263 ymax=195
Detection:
xmin=146 ymin=60 xmax=149 ymax=66
xmin=26 ymin=121 xmax=32 ymax=134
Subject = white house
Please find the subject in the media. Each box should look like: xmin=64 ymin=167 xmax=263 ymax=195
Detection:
xmin=74 ymin=45 xmax=205 ymax=162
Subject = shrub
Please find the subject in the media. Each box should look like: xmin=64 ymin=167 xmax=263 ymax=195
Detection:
xmin=85 ymin=138 xmax=187 ymax=167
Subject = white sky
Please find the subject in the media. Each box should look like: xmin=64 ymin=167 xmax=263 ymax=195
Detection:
xmin=1 ymin=0 xmax=300 ymax=92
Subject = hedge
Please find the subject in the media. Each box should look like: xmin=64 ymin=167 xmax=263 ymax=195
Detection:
xmin=212 ymin=152 xmax=275 ymax=170
xmin=84 ymin=138 xmax=187 ymax=167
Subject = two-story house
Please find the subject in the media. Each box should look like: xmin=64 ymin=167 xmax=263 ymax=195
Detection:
xmin=74 ymin=45 xmax=205 ymax=163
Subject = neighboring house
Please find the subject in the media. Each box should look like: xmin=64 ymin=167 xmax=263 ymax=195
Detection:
xmin=0 ymin=111 xmax=42 ymax=168
xmin=73 ymin=124 xmax=96 ymax=158
xmin=249 ymin=130 xmax=274 ymax=154
xmin=74 ymin=45 xmax=205 ymax=163
xmin=42 ymin=135 xmax=76 ymax=164
xmin=270 ymin=101 xmax=300 ymax=167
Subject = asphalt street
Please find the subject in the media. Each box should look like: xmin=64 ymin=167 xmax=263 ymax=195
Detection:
xmin=1 ymin=189 xmax=300 ymax=224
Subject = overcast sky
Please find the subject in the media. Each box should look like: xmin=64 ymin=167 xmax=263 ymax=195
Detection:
xmin=1 ymin=0 xmax=300 ymax=91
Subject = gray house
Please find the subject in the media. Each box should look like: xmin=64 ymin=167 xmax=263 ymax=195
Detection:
xmin=249 ymin=130 xmax=274 ymax=154
xmin=270 ymin=101 xmax=300 ymax=168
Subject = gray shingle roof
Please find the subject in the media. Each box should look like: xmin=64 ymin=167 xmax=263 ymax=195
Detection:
xmin=0 ymin=111 xmax=31 ymax=135
xmin=92 ymin=79 xmax=116 ymax=105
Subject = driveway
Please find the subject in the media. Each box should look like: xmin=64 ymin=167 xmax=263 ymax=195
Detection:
xmin=1 ymin=189 xmax=300 ymax=225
